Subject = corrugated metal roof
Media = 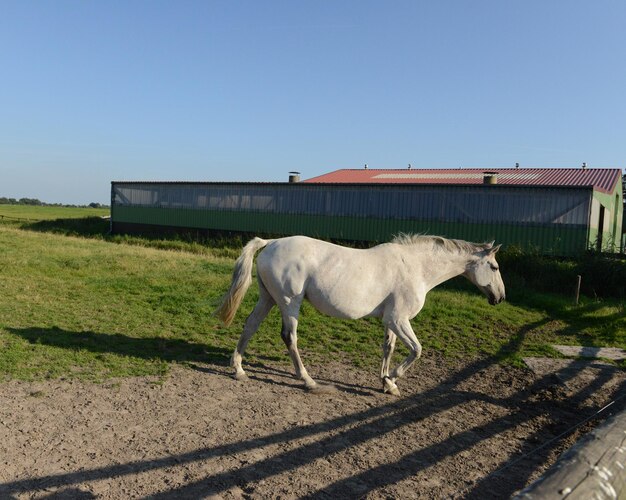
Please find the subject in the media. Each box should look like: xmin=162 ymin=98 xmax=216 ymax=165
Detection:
xmin=304 ymin=168 xmax=622 ymax=194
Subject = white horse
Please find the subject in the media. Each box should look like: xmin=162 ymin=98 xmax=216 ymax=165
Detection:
xmin=216 ymin=234 xmax=505 ymax=395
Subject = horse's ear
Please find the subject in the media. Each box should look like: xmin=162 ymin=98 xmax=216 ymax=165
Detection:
xmin=484 ymin=240 xmax=495 ymax=249
xmin=488 ymin=244 xmax=502 ymax=255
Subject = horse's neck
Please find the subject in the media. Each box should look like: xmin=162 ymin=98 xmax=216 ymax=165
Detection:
xmin=419 ymin=250 xmax=471 ymax=291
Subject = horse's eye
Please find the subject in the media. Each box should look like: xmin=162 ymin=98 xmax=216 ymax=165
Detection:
xmin=490 ymin=264 xmax=499 ymax=271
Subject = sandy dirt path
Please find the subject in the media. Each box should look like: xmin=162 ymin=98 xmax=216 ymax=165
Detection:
xmin=1 ymin=353 xmax=624 ymax=499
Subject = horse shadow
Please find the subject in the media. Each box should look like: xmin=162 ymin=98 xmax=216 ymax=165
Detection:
xmin=6 ymin=326 xmax=375 ymax=395
xmin=243 ymin=362 xmax=378 ymax=396
xmin=6 ymin=326 xmax=231 ymax=366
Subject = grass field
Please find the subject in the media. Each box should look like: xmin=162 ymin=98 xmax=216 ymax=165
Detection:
xmin=0 ymin=204 xmax=109 ymax=221
xmin=0 ymin=207 xmax=624 ymax=382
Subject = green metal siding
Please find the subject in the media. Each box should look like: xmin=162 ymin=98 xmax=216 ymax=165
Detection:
xmin=111 ymin=181 xmax=603 ymax=255
xmin=112 ymin=205 xmax=588 ymax=255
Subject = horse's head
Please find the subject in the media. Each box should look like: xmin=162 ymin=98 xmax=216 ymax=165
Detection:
xmin=465 ymin=242 xmax=506 ymax=305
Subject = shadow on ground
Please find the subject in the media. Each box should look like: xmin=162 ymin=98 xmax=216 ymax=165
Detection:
xmin=7 ymin=326 xmax=231 ymax=366
xmin=22 ymin=217 xmax=110 ymax=237
xmin=1 ymin=321 xmax=624 ymax=499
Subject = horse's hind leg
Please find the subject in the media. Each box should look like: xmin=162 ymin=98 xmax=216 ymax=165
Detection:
xmin=231 ymin=284 xmax=275 ymax=381
xmin=279 ymin=301 xmax=319 ymax=391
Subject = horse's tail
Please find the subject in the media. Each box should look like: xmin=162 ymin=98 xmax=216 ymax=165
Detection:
xmin=215 ymin=237 xmax=272 ymax=326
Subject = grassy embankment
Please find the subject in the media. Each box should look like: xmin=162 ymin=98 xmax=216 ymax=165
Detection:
xmin=0 ymin=205 xmax=624 ymax=382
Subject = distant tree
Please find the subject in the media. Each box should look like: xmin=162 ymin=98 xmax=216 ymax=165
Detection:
xmin=18 ymin=198 xmax=42 ymax=206
xmin=88 ymin=202 xmax=102 ymax=208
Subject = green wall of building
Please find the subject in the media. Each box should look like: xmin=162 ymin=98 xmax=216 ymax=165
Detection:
xmin=112 ymin=205 xmax=589 ymax=255
xmin=589 ymin=183 xmax=623 ymax=252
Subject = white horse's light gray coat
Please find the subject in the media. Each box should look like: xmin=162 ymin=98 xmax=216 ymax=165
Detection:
xmin=216 ymin=234 xmax=505 ymax=395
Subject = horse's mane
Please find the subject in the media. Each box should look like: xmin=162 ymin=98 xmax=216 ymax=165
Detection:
xmin=391 ymin=233 xmax=484 ymax=254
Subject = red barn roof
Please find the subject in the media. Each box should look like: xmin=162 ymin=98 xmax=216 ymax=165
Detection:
xmin=304 ymin=168 xmax=622 ymax=194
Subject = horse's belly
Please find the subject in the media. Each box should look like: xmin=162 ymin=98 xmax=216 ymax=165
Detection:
xmin=305 ymin=285 xmax=384 ymax=319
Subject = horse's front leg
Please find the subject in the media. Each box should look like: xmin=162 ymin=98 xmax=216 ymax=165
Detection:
xmin=380 ymin=327 xmax=399 ymax=395
xmin=382 ymin=318 xmax=422 ymax=396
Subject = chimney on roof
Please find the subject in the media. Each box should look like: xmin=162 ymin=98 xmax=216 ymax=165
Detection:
xmin=483 ymin=171 xmax=498 ymax=184
xmin=408 ymin=163 xmax=412 ymax=170
xmin=515 ymin=162 xmax=519 ymax=169
xmin=364 ymin=164 xmax=368 ymax=169
xmin=288 ymin=171 xmax=300 ymax=183
xmin=582 ymin=162 xmax=587 ymax=169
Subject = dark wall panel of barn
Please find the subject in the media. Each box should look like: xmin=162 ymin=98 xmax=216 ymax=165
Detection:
xmin=112 ymin=182 xmax=591 ymax=225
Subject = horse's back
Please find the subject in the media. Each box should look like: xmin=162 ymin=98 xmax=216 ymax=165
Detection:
xmin=256 ymin=236 xmax=403 ymax=319
xmin=257 ymin=236 xmax=356 ymax=288
xmin=257 ymin=236 xmax=371 ymax=276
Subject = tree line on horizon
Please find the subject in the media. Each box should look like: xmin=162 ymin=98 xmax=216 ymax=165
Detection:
xmin=0 ymin=197 xmax=108 ymax=209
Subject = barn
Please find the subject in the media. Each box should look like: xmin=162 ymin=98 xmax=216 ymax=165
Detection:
xmin=110 ymin=167 xmax=623 ymax=255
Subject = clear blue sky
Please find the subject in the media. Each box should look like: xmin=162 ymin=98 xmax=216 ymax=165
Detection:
xmin=1 ymin=1 xmax=625 ymax=204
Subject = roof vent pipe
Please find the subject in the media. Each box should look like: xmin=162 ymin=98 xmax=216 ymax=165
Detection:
xmin=582 ymin=162 xmax=587 ymax=169
xmin=483 ymin=171 xmax=498 ymax=184
xmin=288 ymin=171 xmax=300 ymax=183
xmin=515 ymin=162 xmax=519 ymax=169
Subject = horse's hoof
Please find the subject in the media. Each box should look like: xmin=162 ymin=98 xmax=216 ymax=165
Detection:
xmin=383 ymin=378 xmax=400 ymax=396
xmin=386 ymin=386 xmax=401 ymax=396
xmin=234 ymin=371 xmax=249 ymax=381
xmin=306 ymin=383 xmax=337 ymax=395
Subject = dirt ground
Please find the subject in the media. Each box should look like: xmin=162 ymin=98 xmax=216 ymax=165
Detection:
xmin=0 ymin=353 xmax=624 ymax=499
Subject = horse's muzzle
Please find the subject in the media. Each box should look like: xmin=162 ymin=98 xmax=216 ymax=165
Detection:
xmin=489 ymin=293 xmax=505 ymax=305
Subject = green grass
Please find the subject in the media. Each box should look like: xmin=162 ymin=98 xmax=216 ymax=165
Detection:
xmin=0 ymin=204 xmax=111 ymax=239
xmin=0 ymin=210 xmax=624 ymax=382
xmin=0 ymin=225 xmax=235 ymax=381
xmin=0 ymin=204 xmax=242 ymax=259
xmin=0 ymin=204 xmax=109 ymax=221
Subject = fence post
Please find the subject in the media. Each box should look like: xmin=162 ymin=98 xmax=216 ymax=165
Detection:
xmin=514 ymin=407 xmax=626 ymax=499
xmin=574 ymin=275 xmax=582 ymax=305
